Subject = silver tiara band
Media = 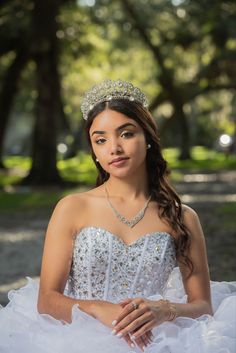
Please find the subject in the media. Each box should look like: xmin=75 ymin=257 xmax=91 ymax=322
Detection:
xmin=81 ymin=79 xmax=148 ymax=120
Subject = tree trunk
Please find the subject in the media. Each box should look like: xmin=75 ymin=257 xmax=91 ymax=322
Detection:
xmin=174 ymin=106 xmax=191 ymax=160
xmin=0 ymin=48 xmax=29 ymax=168
xmin=120 ymin=0 xmax=191 ymax=159
xmin=24 ymin=0 xmax=64 ymax=185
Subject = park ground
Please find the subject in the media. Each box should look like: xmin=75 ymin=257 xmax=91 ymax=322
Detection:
xmin=0 ymin=169 xmax=236 ymax=306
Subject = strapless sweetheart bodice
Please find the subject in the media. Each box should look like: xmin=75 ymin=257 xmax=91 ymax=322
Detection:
xmin=64 ymin=226 xmax=176 ymax=302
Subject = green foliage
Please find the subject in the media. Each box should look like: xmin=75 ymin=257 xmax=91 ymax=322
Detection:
xmin=164 ymin=146 xmax=236 ymax=170
xmin=58 ymin=153 xmax=96 ymax=185
xmin=44 ymin=0 xmax=236 ymax=149
xmin=1 ymin=148 xmax=235 ymax=211
xmin=1 ymin=147 xmax=235 ymax=189
xmin=0 ymin=153 xmax=97 ymax=187
xmin=0 ymin=189 xmax=65 ymax=211
xmin=1 ymin=0 xmax=236 ymax=171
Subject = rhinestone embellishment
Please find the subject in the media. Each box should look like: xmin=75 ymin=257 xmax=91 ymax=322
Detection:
xmin=64 ymin=227 xmax=176 ymax=302
xmin=105 ymin=184 xmax=151 ymax=228
xmin=81 ymin=79 xmax=149 ymax=120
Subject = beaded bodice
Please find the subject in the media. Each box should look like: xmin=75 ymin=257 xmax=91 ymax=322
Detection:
xmin=64 ymin=227 xmax=176 ymax=303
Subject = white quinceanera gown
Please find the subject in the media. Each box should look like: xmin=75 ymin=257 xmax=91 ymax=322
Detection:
xmin=0 ymin=226 xmax=235 ymax=353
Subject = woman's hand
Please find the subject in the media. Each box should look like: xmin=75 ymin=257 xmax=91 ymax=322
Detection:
xmin=91 ymin=300 xmax=124 ymax=328
xmin=91 ymin=300 xmax=153 ymax=351
xmin=118 ymin=298 xmax=153 ymax=351
xmin=111 ymin=298 xmax=171 ymax=342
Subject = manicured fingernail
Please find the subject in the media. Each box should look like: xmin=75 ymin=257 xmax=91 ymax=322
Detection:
xmin=116 ymin=332 xmax=123 ymax=338
xmin=111 ymin=320 xmax=117 ymax=326
xmin=130 ymin=343 xmax=135 ymax=348
xmin=130 ymin=335 xmax=136 ymax=340
xmin=111 ymin=329 xmax=116 ymax=335
xmin=142 ymin=346 xmax=145 ymax=351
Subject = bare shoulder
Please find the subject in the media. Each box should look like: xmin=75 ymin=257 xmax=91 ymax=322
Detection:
xmin=181 ymin=204 xmax=204 ymax=239
xmin=53 ymin=185 xmax=104 ymax=217
xmin=182 ymin=204 xmax=198 ymax=221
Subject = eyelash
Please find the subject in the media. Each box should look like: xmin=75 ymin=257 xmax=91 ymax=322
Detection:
xmin=121 ymin=131 xmax=134 ymax=138
xmin=95 ymin=131 xmax=134 ymax=145
xmin=95 ymin=138 xmax=106 ymax=145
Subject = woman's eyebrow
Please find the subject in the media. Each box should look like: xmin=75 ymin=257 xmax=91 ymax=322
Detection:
xmin=91 ymin=123 xmax=137 ymax=136
xmin=117 ymin=123 xmax=137 ymax=131
xmin=91 ymin=130 xmax=105 ymax=136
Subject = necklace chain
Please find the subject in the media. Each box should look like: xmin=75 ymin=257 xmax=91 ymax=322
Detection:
xmin=104 ymin=185 xmax=151 ymax=228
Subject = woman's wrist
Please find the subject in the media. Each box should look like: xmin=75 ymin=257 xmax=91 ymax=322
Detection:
xmin=160 ymin=299 xmax=178 ymax=321
xmin=76 ymin=299 xmax=102 ymax=319
xmin=87 ymin=300 xmax=102 ymax=318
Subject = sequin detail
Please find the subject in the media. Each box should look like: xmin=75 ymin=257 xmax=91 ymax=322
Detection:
xmin=64 ymin=227 xmax=176 ymax=302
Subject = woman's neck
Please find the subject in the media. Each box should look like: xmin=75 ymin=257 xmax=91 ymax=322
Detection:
xmin=104 ymin=176 xmax=149 ymax=201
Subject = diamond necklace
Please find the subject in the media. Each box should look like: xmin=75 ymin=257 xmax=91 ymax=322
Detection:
xmin=104 ymin=184 xmax=151 ymax=228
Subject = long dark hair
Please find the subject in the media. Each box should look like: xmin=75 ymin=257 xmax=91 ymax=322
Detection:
xmin=85 ymin=99 xmax=193 ymax=276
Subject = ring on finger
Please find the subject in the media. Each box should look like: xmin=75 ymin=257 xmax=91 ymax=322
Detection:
xmin=131 ymin=301 xmax=139 ymax=310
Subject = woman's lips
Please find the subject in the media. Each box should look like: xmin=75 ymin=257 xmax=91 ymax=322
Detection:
xmin=109 ymin=157 xmax=129 ymax=166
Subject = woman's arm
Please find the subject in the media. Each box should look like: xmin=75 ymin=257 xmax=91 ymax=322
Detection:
xmin=176 ymin=205 xmax=213 ymax=317
xmin=37 ymin=194 xmax=98 ymax=322
xmin=111 ymin=206 xmax=213 ymax=339
xmin=38 ymin=194 xmax=124 ymax=322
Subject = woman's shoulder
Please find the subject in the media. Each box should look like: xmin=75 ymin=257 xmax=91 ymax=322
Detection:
xmin=181 ymin=204 xmax=204 ymax=239
xmin=182 ymin=204 xmax=198 ymax=218
xmin=54 ymin=185 xmax=105 ymax=213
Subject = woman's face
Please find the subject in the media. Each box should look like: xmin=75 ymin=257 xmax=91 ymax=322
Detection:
xmin=89 ymin=109 xmax=148 ymax=179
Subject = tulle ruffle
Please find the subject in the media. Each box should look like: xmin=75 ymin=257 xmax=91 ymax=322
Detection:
xmin=0 ymin=268 xmax=235 ymax=353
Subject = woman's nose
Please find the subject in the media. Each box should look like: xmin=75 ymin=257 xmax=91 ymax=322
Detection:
xmin=110 ymin=138 xmax=123 ymax=155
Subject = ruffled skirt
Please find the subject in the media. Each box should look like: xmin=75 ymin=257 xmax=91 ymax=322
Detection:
xmin=0 ymin=268 xmax=235 ymax=353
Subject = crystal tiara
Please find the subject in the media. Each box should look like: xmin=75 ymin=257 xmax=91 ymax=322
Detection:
xmin=81 ymin=79 xmax=148 ymax=120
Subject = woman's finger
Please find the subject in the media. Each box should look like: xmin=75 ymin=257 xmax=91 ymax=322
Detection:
xmin=114 ymin=309 xmax=153 ymax=337
xmin=119 ymin=298 xmax=132 ymax=305
xmin=123 ymin=334 xmax=135 ymax=349
xmin=118 ymin=298 xmax=133 ymax=309
xmin=146 ymin=329 xmax=154 ymax=342
xmin=112 ymin=301 xmax=147 ymax=332
xmin=124 ymin=329 xmax=153 ymax=350
xmin=134 ymin=334 xmax=149 ymax=351
xmin=113 ymin=298 xmax=144 ymax=325
xmin=132 ymin=320 xmax=156 ymax=340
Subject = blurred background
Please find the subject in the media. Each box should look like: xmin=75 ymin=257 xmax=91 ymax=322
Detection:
xmin=0 ymin=0 xmax=236 ymax=306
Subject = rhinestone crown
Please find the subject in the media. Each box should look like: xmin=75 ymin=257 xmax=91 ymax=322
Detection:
xmin=81 ymin=79 xmax=148 ymax=120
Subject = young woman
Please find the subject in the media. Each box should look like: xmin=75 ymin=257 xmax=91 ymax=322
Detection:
xmin=0 ymin=79 xmax=235 ymax=353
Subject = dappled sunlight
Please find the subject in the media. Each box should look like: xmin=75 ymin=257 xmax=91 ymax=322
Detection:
xmin=1 ymin=148 xmax=236 ymax=189
xmin=182 ymin=194 xmax=236 ymax=203
xmin=0 ymin=230 xmax=41 ymax=243
xmin=183 ymin=174 xmax=218 ymax=182
xmin=183 ymin=170 xmax=236 ymax=183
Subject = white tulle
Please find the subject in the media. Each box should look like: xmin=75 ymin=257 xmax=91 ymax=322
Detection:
xmin=0 ymin=267 xmax=235 ymax=353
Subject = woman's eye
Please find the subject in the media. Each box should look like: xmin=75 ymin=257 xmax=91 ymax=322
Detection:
xmin=121 ymin=131 xmax=134 ymax=138
xmin=95 ymin=138 xmax=106 ymax=145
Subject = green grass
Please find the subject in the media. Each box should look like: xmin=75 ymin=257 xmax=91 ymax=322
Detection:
xmin=0 ymin=190 xmax=65 ymax=210
xmin=217 ymin=202 xmax=236 ymax=214
xmin=163 ymin=146 xmax=236 ymax=170
xmin=0 ymin=147 xmax=235 ymax=211
xmin=1 ymin=147 xmax=236 ymax=189
xmin=0 ymin=153 xmax=94 ymax=211
xmin=1 ymin=146 xmax=235 ymax=185
xmin=0 ymin=152 xmax=97 ymax=188
xmin=215 ymin=202 xmax=236 ymax=229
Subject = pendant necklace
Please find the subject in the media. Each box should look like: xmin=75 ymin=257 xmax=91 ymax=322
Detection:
xmin=104 ymin=184 xmax=151 ymax=228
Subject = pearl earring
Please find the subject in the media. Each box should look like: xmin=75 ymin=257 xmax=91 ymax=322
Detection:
xmin=96 ymin=158 xmax=99 ymax=162
xmin=147 ymin=144 xmax=151 ymax=149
